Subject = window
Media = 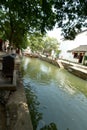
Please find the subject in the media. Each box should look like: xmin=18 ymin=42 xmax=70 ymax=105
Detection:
xmin=73 ymin=53 xmax=78 ymax=58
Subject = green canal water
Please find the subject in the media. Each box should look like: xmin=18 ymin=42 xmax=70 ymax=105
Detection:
xmin=22 ymin=57 xmax=87 ymax=130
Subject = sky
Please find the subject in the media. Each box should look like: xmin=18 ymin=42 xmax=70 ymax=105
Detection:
xmin=47 ymin=27 xmax=87 ymax=59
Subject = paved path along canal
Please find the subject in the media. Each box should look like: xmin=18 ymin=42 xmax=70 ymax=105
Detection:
xmin=22 ymin=57 xmax=87 ymax=130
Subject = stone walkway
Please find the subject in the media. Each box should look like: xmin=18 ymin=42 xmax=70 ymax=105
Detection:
xmin=0 ymin=71 xmax=33 ymax=130
xmin=59 ymin=59 xmax=87 ymax=73
xmin=0 ymin=52 xmax=33 ymax=130
xmin=5 ymin=73 xmax=33 ymax=130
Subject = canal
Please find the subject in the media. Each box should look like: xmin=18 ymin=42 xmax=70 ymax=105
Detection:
xmin=22 ymin=57 xmax=87 ymax=130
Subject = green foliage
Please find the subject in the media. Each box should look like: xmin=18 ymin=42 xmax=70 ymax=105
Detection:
xmin=54 ymin=0 xmax=87 ymax=40
xmin=27 ymin=33 xmax=44 ymax=52
xmin=43 ymin=36 xmax=60 ymax=54
xmin=0 ymin=0 xmax=56 ymax=47
xmin=0 ymin=0 xmax=87 ymax=47
xmin=84 ymin=56 xmax=87 ymax=60
xmin=27 ymin=34 xmax=60 ymax=54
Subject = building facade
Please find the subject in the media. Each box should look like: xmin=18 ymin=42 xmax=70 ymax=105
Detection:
xmin=68 ymin=45 xmax=87 ymax=65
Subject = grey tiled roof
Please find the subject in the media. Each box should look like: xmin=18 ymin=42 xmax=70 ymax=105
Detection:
xmin=68 ymin=45 xmax=87 ymax=52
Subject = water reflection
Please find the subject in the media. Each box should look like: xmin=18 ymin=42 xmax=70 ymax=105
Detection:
xmin=22 ymin=57 xmax=87 ymax=130
xmin=23 ymin=57 xmax=87 ymax=97
xmin=40 ymin=123 xmax=70 ymax=130
xmin=58 ymin=69 xmax=87 ymax=97
xmin=24 ymin=85 xmax=70 ymax=130
xmin=40 ymin=64 xmax=51 ymax=73
xmin=40 ymin=122 xmax=57 ymax=130
xmin=25 ymin=85 xmax=42 ymax=130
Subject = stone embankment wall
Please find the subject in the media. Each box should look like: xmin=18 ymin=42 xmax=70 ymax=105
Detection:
xmin=61 ymin=62 xmax=73 ymax=69
xmin=62 ymin=62 xmax=87 ymax=80
xmin=68 ymin=67 xmax=87 ymax=80
xmin=39 ymin=56 xmax=87 ymax=80
xmin=39 ymin=56 xmax=59 ymax=67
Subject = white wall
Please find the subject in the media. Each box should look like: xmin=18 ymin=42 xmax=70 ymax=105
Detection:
xmin=59 ymin=31 xmax=87 ymax=63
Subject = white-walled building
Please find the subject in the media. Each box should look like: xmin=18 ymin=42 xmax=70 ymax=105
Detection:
xmin=67 ymin=45 xmax=87 ymax=65
xmin=59 ymin=30 xmax=87 ymax=63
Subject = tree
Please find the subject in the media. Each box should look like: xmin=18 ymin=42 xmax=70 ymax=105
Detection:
xmin=53 ymin=0 xmax=87 ymax=39
xmin=43 ymin=36 xmax=60 ymax=56
xmin=27 ymin=34 xmax=60 ymax=57
xmin=0 ymin=0 xmax=87 ymax=46
xmin=27 ymin=33 xmax=44 ymax=52
xmin=0 ymin=0 xmax=56 ymax=48
xmin=0 ymin=1 xmax=29 ymax=48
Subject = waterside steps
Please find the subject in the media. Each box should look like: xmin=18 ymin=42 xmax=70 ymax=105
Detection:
xmin=57 ymin=60 xmax=64 ymax=69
